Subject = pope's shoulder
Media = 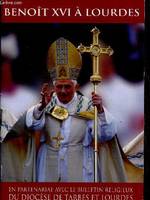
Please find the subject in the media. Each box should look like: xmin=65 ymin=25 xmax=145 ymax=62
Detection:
xmin=76 ymin=93 xmax=93 ymax=112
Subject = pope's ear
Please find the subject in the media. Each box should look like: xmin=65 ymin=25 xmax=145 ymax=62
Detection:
xmin=75 ymin=83 xmax=80 ymax=91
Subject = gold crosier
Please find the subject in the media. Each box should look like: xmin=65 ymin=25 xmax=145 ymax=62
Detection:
xmin=78 ymin=27 xmax=113 ymax=182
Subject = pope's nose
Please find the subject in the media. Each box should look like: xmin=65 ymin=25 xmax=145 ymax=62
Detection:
xmin=61 ymin=86 xmax=66 ymax=93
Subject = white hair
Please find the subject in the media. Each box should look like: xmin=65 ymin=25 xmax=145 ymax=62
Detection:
xmin=53 ymin=80 xmax=77 ymax=86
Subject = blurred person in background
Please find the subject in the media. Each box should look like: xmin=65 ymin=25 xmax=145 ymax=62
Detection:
xmin=81 ymin=40 xmax=144 ymax=147
xmin=1 ymin=33 xmax=40 ymax=118
xmin=0 ymin=108 xmax=17 ymax=143
xmin=0 ymin=107 xmax=39 ymax=182
xmin=123 ymin=130 xmax=144 ymax=169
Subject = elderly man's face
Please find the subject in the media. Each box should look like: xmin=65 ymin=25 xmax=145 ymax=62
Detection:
xmin=54 ymin=80 xmax=78 ymax=104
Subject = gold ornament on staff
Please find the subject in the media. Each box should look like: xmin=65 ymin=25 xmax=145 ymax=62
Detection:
xmin=77 ymin=27 xmax=113 ymax=182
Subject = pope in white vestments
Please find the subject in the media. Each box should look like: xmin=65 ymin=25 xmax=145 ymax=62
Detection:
xmin=26 ymin=92 xmax=117 ymax=182
xmin=25 ymin=38 xmax=127 ymax=182
xmin=1 ymin=37 xmax=143 ymax=183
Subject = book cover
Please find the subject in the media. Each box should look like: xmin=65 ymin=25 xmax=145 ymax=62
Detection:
xmin=1 ymin=0 xmax=146 ymax=200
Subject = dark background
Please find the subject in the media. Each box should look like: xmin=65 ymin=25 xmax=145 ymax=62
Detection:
xmin=1 ymin=23 xmax=144 ymax=88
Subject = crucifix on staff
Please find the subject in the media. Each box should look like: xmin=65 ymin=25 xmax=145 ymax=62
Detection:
xmin=78 ymin=27 xmax=114 ymax=182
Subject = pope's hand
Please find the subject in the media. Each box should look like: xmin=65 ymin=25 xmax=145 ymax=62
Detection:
xmin=91 ymin=92 xmax=104 ymax=114
xmin=39 ymin=83 xmax=54 ymax=111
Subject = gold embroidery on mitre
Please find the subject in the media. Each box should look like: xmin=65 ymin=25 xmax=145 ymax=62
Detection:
xmin=47 ymin=37 xmax=82 ymax=80
xmin=57 ymin=66 xmax=68 ymax=79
